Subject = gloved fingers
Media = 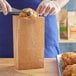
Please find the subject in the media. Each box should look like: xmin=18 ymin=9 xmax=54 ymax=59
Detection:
xmin=49 ymin=7 xmax=55 ymax=15
xmin=0 ymin=0 xmax=7 ymax=15
xmin=53 ymin=1 xmax=61 ymax=14
xmin=44 ymin=6 xmax=50 ymax=16
xmin=51 ymin=9 xmax=56 ymax=15
xmin=50 ymin=1 xmax=56 ymax=14
xmin=38 ymin=5 xmax=45 ymax=15
xmin=37 ymin=1 xmax=49 ymax=15
xmin=49 ymin=1 xmax=60 ymax=15
xmin=44 ymin=1 xmax=55 ymax=16
xmin=43 ymin=1 xmax=56 ymax=16
xmin=37 ymin=0 xmax=61 ymax=16
xmin=4 ymin=0 xmax=12 ymax=12
xmin=36 ymin=4 xmax=42 ymax=14
xmin=54 ymin=6 xmax=60 ymax=14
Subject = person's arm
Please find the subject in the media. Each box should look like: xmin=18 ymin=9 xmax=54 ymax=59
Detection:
xmin=0 ymin=0 xmax=12 ymax=15
xmin=37 ymin=0 xmax=69 ymax=16
xmin=56 ymin=0 xmax=69 ymax=8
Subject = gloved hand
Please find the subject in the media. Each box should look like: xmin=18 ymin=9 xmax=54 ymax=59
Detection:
xmin=36 ymin=0 xmax=61 ymax=16
xmin=0 ymin=0 xmax=12 ymax=15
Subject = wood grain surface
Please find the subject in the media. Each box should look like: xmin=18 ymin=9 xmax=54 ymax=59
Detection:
xmin=0 ymin=58 xmax=59 ymax=76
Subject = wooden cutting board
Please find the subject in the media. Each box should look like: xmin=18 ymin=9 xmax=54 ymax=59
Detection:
xmin=0 ymin=58 xmax=59 ymax=76
xmin=0 ymin=66 xmax=32 ymax=76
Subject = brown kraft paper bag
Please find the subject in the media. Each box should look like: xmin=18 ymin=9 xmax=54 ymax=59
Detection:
xmin=13 ymin=16 xmax=44 ymax=70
